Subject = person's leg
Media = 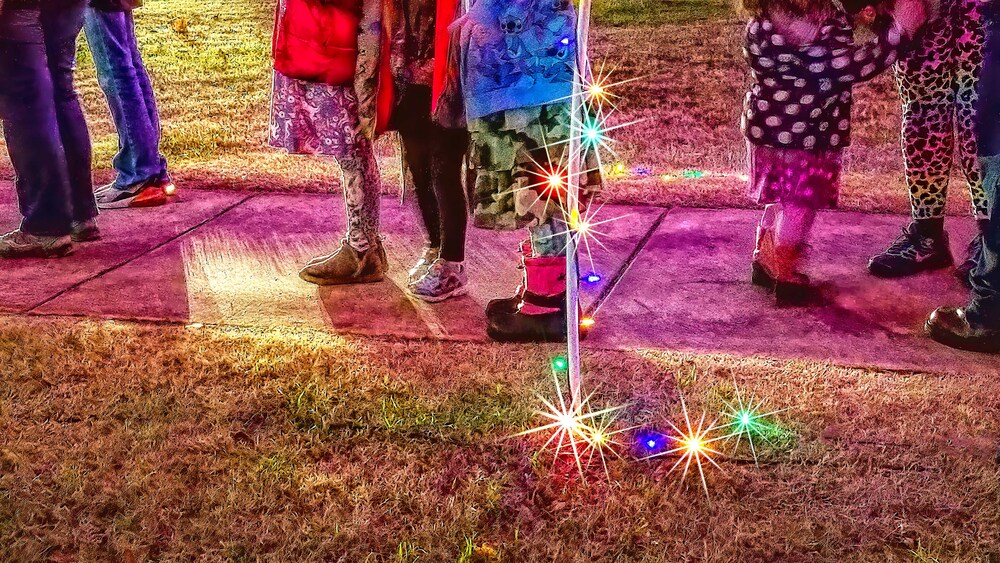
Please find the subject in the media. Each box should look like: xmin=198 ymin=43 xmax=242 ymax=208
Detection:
xmin=431 ymin=126 xmax=470 ymax=264
xmin=394 ymin=84 xmax=470 ymax=301
xmin=0 ymin=8 xmax=75 ymax=240
xmin=124 ymin=12 xmax=170 ymax=182
xmin=296 ymin=83 xmax=386 ymax=286
xmin=395 ymin=86 xmax=443 ymax=253
xmin=298 ymin=137 xmax=386 ymax=286
xmin=83 ymin=8 xmax=165 ymax=188
xmin=952 ymin=0 xmax=989 ymax=284
xmin=967 ymin=155 xmax=1000 ymax=325
xmin=870 ymin=20 xmax=958 ymax=277
xmin=42 ymin=3 xmax=98 ymax=228
xmin=925 ymin=5 xmax=1000 ymax=353
xmin=340 ymin=138 xmax=381 ymax=253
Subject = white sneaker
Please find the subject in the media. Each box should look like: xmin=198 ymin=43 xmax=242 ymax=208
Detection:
xmin=407 ymin=247 xmax=440 ymax=286
xmin=409 ymin=259 xmax=468 ymax=303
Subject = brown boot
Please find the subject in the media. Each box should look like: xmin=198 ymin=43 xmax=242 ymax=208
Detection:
xmin=299 ymin=239 xmax=388 ymax=286
xmin=751 ymin=228 xmax=811 ymax=304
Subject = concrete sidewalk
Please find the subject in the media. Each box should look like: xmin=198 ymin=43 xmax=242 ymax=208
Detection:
xmin=0 ymin=182 xmax=994 ymax=376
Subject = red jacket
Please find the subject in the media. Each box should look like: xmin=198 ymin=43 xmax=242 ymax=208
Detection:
xmin=272 ymin=0 xmax=361 ymax=87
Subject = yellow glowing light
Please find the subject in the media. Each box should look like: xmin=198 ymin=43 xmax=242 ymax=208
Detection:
xmin=614 ymin=162 xmax=626 ymax=175
xmin=580 ymin=318 xmax=596 ymax=328
xmin=585 ymin=79 xmax=610 ymax=106
xmin=513 ymin=371 xmax=629 ymax=481
xmin=644 ymin=397 xmax=726 ymax=499
xmin=548 ymin=174 xmax=565 ymax=189
xmin=163 ymin=183 xmax=177 ymax=196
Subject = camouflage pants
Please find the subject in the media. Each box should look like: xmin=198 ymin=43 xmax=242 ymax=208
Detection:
xmin=468 ymin=103 xmax=602 ymax=249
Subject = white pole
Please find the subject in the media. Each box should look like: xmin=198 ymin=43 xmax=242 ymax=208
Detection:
xmin=566 ymin=0 xmax=592 ymax=409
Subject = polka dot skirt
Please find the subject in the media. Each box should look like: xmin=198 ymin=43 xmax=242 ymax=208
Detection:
xmin=742 ymin=13 xmax=905 ymax=151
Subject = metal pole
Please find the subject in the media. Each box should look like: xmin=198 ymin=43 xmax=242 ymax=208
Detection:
xmin=566 ymin=0 xmax=591 ymax=409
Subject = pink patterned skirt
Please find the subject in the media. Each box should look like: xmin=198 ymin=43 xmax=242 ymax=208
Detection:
xmin=747 ymin=142 xmax=843 ymax=209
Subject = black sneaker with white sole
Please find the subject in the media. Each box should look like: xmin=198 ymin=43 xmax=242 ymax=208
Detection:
xmin=868 ymin=223 xmax=953 ymax=278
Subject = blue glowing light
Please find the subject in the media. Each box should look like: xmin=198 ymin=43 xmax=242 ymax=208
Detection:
xmin=636 ymin=429 xmax=669 ymax=455
xmin=583 ymin=273 xmax=602 ymax=284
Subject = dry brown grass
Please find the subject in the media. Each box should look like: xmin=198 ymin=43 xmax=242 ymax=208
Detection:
xmin=1 ymin=317 xmax=998 ymax=561
xmin=0 ymin=0 xmax=981 ymax=216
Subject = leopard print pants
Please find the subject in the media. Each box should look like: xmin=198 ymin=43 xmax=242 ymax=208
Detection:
xmin=895 ymin=0 xmax=990 ymax=220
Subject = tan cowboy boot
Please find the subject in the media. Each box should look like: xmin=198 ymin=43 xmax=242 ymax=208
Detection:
xmin=299 ymin=239 xmax=388 ymax=286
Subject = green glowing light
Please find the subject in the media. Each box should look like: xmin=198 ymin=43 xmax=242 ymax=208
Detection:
xmin=551 ymin=356 xmax=568 ymax=372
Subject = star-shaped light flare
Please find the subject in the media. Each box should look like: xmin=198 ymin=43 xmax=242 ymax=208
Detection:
xmin=714 ymin=381 xmax=788 ymax=465
xmin=514 ymin=369 xmax=631 ymax=481
xmin=645 ymin=396 xmax=726 ymax=499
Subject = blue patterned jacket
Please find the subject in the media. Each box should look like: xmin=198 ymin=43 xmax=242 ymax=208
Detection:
xmin=455 ymin=0 xmax=577 ymax=120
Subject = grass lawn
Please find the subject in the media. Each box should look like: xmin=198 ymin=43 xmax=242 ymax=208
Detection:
xmin=1 ymin=2 xmax=997 ymax=560
xmin=0 ymin=0 xmax=978 ymax=215
xmin=1 ymin=317 xmax=998 ymax=560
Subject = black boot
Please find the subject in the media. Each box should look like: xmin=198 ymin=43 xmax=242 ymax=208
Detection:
xmin=868 ymin=220 xmax=953 ymax=278
xmin=925 ymin=307 xmax=1000 ymax=354
xmin=487 ymin=254 xmax=590 ymax=343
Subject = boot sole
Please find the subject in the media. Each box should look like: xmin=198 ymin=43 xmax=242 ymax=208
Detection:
xmin=925 ymin=320 xmax=1000 ymax=354
xmin=774 ymin=281 xmax=814 ymax=306
xmin=71 ymin=231 xmax=102 ymax=243
xmin=751 ymin=262 xmax=775 ymax=290
xmin=487 ymin=327 xmax=591 ymax=344
xmin=0 ymin=244 xmax=74 ymax=259
xmin=867 ymin=253 xmax=954 ymax=279
xmin=298 ymin=272 xmax=385 ymax=286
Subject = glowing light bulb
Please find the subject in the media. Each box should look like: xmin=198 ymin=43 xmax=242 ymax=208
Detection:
xmin=548 ymin=174 xmax=564 ymax=189
xmin=580 ymin=318 xmax=596 ymax=329
xmin=551 ymin=356 xmax=568 ymax=372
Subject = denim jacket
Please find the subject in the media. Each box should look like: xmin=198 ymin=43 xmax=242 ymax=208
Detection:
xmin=454 ymin=0 xmax=577 ymax=120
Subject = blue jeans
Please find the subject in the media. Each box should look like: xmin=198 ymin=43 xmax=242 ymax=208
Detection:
xmin=84 ymin=8 xmax=168 ymax=188
xmin=0 ymin=4 xmax=97 ymax=237
xmin=967 ymin=9 xmax=1000 ymax=328
xmin=968 ymin=156 xmax=1000 ymax=327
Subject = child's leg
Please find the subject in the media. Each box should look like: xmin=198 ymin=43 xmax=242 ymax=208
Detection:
xmin=340 ymin=137 xmax=381 ymax=253
xmin=955 ymin=0 xmax=989 ymax=220
xmin=430 ymin=126 xmax=469 ymax=263
xmin=528 ymin=215 xmax=567 ymax=258
xmin=896 ymin=7 xmax=966 ymax=227
xmin=774 ymin=203 xmax=817 ymax=249
xmin=395 ymin=87 xmax=442 ymax=253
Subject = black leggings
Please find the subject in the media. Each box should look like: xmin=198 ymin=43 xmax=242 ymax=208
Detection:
xmin=393 ymin=84 xmax=469 ymax=262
